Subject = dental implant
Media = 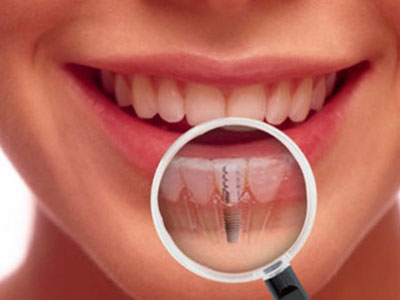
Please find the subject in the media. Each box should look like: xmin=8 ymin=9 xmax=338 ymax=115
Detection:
xmin=221 ymin=165 xmax=242 ymax=243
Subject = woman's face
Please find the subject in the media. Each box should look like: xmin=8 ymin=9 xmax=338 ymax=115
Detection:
xmin=1 ymin=1 xmax=400 ymax=299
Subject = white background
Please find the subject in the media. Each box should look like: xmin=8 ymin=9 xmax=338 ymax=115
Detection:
xmin=0 ymin=148 xmax=34 ymax=281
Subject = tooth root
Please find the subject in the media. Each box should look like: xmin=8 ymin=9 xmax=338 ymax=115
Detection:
xmin=100 ymin=70 xmax=115 ymax=95
xmin=227 ymin=84 xmax=266 ymax=121
xmin=326 ymin=73 xmax=337 ymax=96
xmin=289 ymin=77 xmax=313 ymax=122
xmin=179 ymin=158 xmax=215 ymax=205
xmin=114 ymin=75 xmax=131 ymax=107
xmin=247 ymin=157 xmax=286 ymax=203
xmin=196 ymin=192 xmax=224 ymax=245
xmin=310 ymin=77 xmax=327 ymax=111
xmin=160 ymin=159 xmax=184 ymax=202
xmin=185 ymin=83 xmax=225 ymax=126
xmin=158 ymin=79 xmax=185 ymax=123
xmin=247 ymin=202 xmax=274 ymax=243
xmin=132 ymin=75 xmax=157 ymax=118
xmin=213 ymin=159 xmax=247 ymax=205
xmin=266 ymin=80 xmax=292 ymax=125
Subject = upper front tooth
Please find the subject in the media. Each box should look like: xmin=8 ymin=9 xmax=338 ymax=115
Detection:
xmin=289 ymin=77 xmax=313 ymax=122
xmin=185 ymin=83 xmax=225 ymax=126
xmin=213 ymin=159 xmax=247 ymax=205
xmin=157 ymin=79 xmax=185 ymax=123
xmin=266 ymin=80 xmax=292 ymax=125
xmin=100 ymin=70 xmax=115 ymax=95
xmin=131 ymin=75 xmax=157 ymax=118
xmin=310 ymin=77 xmax=327 ymax=111
xmin=227 ymin=85 xmax=266 ymax=121
xmin=114 ymin=75 xmax=132 ymax=107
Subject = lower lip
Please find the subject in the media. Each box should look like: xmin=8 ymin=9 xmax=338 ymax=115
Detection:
xmin=67 ymin=63 xmax=367 ymax=178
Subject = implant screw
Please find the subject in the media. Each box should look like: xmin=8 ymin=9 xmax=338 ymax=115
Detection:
xmin=221 ymin=166 xmax=242 ymax=243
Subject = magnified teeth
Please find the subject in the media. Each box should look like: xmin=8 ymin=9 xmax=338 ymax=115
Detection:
xmin=159 ymin=155 xmax=299 ymax=244
xmin=213 ymin=159 xmax=247 ymax=205
xmin=248 ymin=157 xmax=286 ymax=203
xmin=179 ymin=158 xmax=215 ymax=205
xmin=160 ymin=160 xmax=184 ymax=202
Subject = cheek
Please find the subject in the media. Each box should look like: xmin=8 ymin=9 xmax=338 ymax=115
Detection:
xmin=375 ymin=1 xmax=400 ymax=34
xmin=375 ymin=1 xmax=400 ymax=149
xmin=0 ymin=0 xmax=78 ymax=38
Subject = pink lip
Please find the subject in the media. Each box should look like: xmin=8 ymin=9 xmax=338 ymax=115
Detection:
xmin=81 ymin=53 xmax=355 ymax=86
xmin=66 ymin=57 xmax=368 ymax=178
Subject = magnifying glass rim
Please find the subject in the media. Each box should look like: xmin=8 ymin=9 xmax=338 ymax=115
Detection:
xmin=151 ymin=117 xmax=317 ymax=283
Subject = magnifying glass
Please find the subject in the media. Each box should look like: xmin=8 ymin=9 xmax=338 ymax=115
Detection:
xmin=151 ymin=117 xmax=316 ymax=300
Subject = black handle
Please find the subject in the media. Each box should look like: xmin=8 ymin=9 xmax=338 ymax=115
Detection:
xmin=264 ymin=266 xmax=310 ymax=300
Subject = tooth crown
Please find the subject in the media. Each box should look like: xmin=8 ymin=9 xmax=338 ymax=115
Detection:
xmin=100 ymin=70 xmax=337 ymax=126
xmin=160 ymin=156 xmax=291 ymax=205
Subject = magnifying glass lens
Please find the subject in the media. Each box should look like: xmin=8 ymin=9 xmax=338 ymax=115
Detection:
xmin=158 ymin=125 xmax=307 ymax=273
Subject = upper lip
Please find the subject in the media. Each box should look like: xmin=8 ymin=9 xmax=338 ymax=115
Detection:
xmin=78 ymin=52 xmax=353 ymax=85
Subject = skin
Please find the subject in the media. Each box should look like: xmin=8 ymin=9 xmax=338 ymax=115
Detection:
xmin=0 ymin=1 xmax=400 ymax=299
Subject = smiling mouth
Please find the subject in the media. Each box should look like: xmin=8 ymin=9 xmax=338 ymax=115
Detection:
xmin=61 ymin=54 xmax=369 ymax=261
xmin=65 ymin=56 xmax=367 ymax=247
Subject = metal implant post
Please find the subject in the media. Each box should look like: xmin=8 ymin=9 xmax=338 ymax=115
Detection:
xmin=223 ymin=206 xmax=241 ymax=243
xmin=221 ymin=165 xmax=242 ymax=243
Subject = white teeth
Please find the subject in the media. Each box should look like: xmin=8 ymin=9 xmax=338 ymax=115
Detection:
xmin=157 ymin=79 xmax=185 ymax=123
xmin=185 ymin=83 xmax=225 ymax=126
xmin=213 ymin=159 xmax=247 ymax=205
xmin=100 ymin=69 xmax=338 ymax=125
xmin=160 ymin=160 xmax=184 ymax=202
xmin=160 ymin=156 xmax=291 ymax=206
xmin=310 ymin=77 xmax=327 ymax=111
xmin=247 ymin=157 xmax=286 ymax=203
xmin=266 ymin=80 xmax=292 ymax=125
xmin=227 ymin=85 xmax=266 ymax=121
xmin=289 ymin=78 xmax=313 ymax=122
xmin=114 ymin=75 xmax=132 ymax=107
xmin=179 ymin=158 xmax=215 ymax=205
xmin=100 ymin=70 xmax=115 ymax=95
xmin=132 ymin=75 xmax=157 ymax=118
